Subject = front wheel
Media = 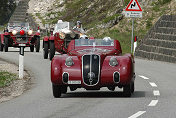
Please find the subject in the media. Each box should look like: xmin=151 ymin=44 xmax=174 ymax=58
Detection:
xmin=4 ymin=36 xmax=8 ymax=52
xmin=61 ymin=86 xmax=67 ymax=94
xmin=30 ymin=45 xmax=34 ymax=52
xmin=131 ymin=82 xmax=134 ymax=93
xmin=0 ymin=40 xmax=3 ymax=52
xmin=35 ymin=37 xmax=40 ymax=52
xmin=52 ymin=84 xmax=62 ymax=98
xmin=43 ymin=41 xmax=48 ymax=59
xmin=49 ymin=41 xmax=55 ymax=60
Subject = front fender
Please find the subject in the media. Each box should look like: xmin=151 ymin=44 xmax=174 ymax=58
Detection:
xmin=4 ymin=32 xmax=9 ymax=36
xmin=49 ymin=36 xmax=54 ymax=41
xmin=101 ymin=54 xmax=134 ymax=85
xmin=51 ymin=55 xmax=81 ymax=85
xmin=51 ymin=56 xmax=62 ymax=84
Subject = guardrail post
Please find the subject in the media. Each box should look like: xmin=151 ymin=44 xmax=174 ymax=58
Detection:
xmin=19 ymin=46 xmax=24 ymax=79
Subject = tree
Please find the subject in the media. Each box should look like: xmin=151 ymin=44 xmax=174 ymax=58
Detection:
xmin=0 ymin=0 xmax=16 ymax=25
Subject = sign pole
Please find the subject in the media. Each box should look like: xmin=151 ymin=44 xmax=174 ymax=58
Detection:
xmin=124 ymin=0 xmax=142 ymax=54
xmin=131 ymin=18 xmax=134 ymax=54
xmin=19 ymin=46 xmax=24 ymax=79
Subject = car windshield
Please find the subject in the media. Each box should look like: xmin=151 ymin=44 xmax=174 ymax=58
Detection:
xmin=8 ymin=22 xmax=29 ymax=31
xmin=55 ymin=22 xmax=70 ymax=31
xmin=75 ymin=39 xmax=114 ymax=46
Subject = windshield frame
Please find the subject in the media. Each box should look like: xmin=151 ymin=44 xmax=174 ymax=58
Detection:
xmin=75 ymin=39 xmax=115 ymax=47
xmin=7 ymin=22 xmax=30 ymax=31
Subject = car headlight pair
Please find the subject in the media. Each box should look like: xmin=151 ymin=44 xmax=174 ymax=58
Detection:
xmin=65 ymin=57 xmax=74 ymax=67
xmin=12 ymin=30 xmax=33 ymax=35
xmin=109 ymin=57 xmax=118 ymax=67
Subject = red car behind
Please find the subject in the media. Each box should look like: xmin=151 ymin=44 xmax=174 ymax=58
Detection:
xmin=0 ymin=22 xmax=40 ymax=52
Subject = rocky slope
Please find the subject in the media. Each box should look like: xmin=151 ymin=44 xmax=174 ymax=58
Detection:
xmin=27 ymin=0 xmax=175 ymax=53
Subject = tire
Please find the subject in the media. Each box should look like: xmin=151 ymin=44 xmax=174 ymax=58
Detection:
xmin=131 ymin=82 xmax=134 ymax=93
xmin=4 ymin=36 xmax=8 ymax=52
xmin=52 ymin=84 xmax=62 ymax=98
xmin=43 ymin=41 xmax=48 ymax=59
xmin=123 ymin=84 xmax=131 ymax=97
xmin=30 ymin=45 xmax=34 ymax=52
xmin=49 ymin=41 xmax=55 ymax=60
xmin=61 ymin=86 xmax=67 ymax=94
xmin=0 ymin=39 xmax=3 ymax=52
xmin=35 ymin=37 xmax=40 ymax=52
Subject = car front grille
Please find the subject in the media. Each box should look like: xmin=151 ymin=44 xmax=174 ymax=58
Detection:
xmin=82 ymin=54 xmax=100 ymax=86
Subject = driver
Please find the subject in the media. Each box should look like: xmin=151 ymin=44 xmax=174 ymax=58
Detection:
xmin=79 ymin=35 xmax=89 ymax=45
xmin=102 ymin=37 xmax=112 ymax=45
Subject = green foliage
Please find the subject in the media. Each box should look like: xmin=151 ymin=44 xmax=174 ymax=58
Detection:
xmin=103 ymin=14 xmax=120 ymax=23
xmin=90 ymin=29 xmax=131 ymax=54
xmin=124 ymin=0 xmax=130 ymax=6
xmin=36 ymin=13 xmax=46 ymax=25
xmin=152 ymin=0 xmax=171 ymax=11
xmin=159 ymin=0 xmax=172 ymax=5
xmin=0 ymin=0 xmax=16 ymax=25
xmin=152 ymin=5 xmax=160 ymax=12
xmin=146 ymin=17 xmax=153 ymax=29
xmin=0 ymin=71 xmax=17 ymax=87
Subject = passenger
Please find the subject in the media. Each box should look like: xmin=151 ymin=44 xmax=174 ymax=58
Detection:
xmin=73 ymin=21 xmax=85 ymax=33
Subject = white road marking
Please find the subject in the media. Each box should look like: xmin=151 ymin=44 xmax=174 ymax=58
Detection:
xmin=148 ymin=100 xmax=158 ymax=106
xmin=153 ymin=90 xmax=160 ymax=96
xmin=128 ymin=111 xmax=146 ymax=118
xmin=139 ymin=75 xmax=149 ymax=80
xmin=149 ymin=82 xmax=157 ymax=87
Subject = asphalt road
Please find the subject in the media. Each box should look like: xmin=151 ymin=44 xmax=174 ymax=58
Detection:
xmin=0 ymin=45 xmax=176 ymax=118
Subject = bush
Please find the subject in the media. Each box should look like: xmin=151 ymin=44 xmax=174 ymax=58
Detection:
xmin=0 ymin=71 xmax=17 ymax=87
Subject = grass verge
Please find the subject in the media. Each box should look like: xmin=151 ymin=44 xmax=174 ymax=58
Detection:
xmin=0 ymin=71 xmax=17 ymax=87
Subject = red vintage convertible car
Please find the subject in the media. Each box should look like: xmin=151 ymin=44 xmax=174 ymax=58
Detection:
xmin=51 ymin=37 xmax=135 ymax=97
xmin=43 ymin=20 xmax=80 ymax=60
xmin=0 ymin=22 xmax=40 ymax=52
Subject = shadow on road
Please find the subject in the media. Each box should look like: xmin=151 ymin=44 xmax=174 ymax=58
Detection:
xmin=61 ymin=91 xmax=145 ymax=98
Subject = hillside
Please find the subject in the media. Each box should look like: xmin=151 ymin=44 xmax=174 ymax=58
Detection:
xmin=28 ymin=0 xmax=175 ymax=53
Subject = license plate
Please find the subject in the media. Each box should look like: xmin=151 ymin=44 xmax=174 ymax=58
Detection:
xmin=19 ymin=44 xmax=26 ymax=46
xmin=68 ymin=81 xmax=81 ymax=84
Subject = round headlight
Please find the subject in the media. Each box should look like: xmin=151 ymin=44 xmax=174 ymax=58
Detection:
xmin=28 ymin=30 xmax=33 ymax=35
xmin=109 ymin=57 xmax=118 ymax=67
xmin=12 ymin=30 xmax=17 ymax=35
xmin=65 ymin=57 xmax=74 ymax=67
xmin=59 ymin=32 xmax=65 ymax=39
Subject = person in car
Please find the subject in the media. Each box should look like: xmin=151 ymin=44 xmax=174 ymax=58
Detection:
xmin=73 ymin=21 xmax=85 ymax=33
xmin=102 ymin=37 xmax=112 ymax=45
xmin=77 ymin=35 xmax=89 ymax=46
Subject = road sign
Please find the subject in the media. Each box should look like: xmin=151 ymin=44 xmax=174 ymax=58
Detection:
xmin=125 ymin=0 xmax=142 ymax=11
xmin=125 ymin=11 xmax=142 ymax=18
xmin=125 ymin=0 xmax=142 ymax=18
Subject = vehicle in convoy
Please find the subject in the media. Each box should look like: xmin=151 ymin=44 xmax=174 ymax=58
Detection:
xmin=43 ymin=20 xmax=80 ymax=60
xmin=51 ymin=38 xmax=135 ymax=98
xmin=0 ymin=22 xmax=40 ymax=52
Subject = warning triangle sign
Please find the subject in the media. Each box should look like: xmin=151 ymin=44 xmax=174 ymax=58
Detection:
xmin=125 ymin=0 xmax=142 ymax=11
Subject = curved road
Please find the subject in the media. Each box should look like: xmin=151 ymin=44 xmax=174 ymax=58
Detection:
xmin=0 ymin=46 xmax=176 ymax=118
